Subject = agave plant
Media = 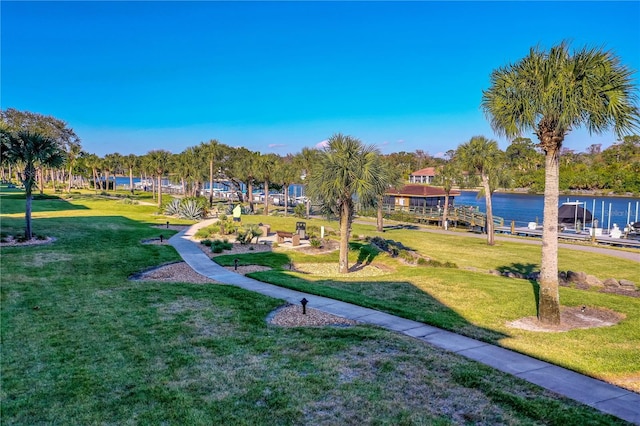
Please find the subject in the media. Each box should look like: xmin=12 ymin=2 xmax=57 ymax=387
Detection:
xmin=179 ymin=199 xmax=204 ymax=220
xmin=235 ymin=224 xmax=262 ymax=245
xmin=164 ymin=199 xmax=182 ymax=216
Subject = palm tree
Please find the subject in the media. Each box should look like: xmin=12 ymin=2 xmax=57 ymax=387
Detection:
xmin=257 ymin=153 xmax=279 ymax=216
xmin=122 ymin=154 xmax=140 ymax=195
xmin=146 ymin=150 xmax=172 ymax=207
xmin=457 ymin=136 xmax=503 ymax=245
xmin=433 ymin=159 xmax=463 ymax=230
xmin=307 ymin=134 xmax=387 ymax=273
xmin=294 ymin=147 xmax=321 ymax=218
xmin=65 ymin=143 xmax=83 ymax=193
xmin=277 ymin=155 xmax=301 ymax=216
xmin=481 ymin=41 xmax=640 ymax=325
xmin=376 ymin=157 xmax=403 ymax=232
xmin=3 ymin=131 xmax=65 ymax=239
xmin=200 ymin=139 xmax=226 ymax=206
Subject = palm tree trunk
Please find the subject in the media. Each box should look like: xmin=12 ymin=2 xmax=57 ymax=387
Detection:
xmin=157 ymin=174 xmax=162 ymax=207
xmin=129 ymin=167 xmax=134 ymax=195
xmin=264 ymin=180 xmax=269 ymax=216
xmin=376 ymin=195 xmax=384 ymax=232
xmin=339 ymin=203 xmax=351 ymax=273
xmin=248 ymin=181 xmax=254 ymax=212
xmin=482 ymin=173 xmax=495 ymax=245
xmin=443 ymin=192 xmax=450 ymax=230
xmin=284 ymin=184 xmax=289 ymax=216
xmin=539 ymin=149 xmax=561 ymax=325
xmin=39 ymin=168 xmax=44 ymax=195
xmin=209 ymin=160 xmax=214 ymax=207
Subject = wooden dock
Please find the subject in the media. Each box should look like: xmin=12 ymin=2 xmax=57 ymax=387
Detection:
xmin=496 ymin=226 xmax=640 ymax=249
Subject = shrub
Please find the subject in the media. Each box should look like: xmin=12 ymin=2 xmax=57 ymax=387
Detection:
xmin=293 ymin=203 xmax=306 ymax=218
xmin=164 ymin=199 xmax=182 ymax=216
xmin=212 ymin=245 xmax=224 ymax=253
xmin=310 ymin=238 xmax=322 ymax=249
xmin=236 ymin=224 xmax=262 ymax=245
xmin=179 ymin=199 xmax=205 ymax=220
xmin=200 ymin=239 xmax=213 ymax=247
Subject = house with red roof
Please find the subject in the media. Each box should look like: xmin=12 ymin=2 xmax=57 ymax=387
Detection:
xmin=408 ymin=167 xmax=437 ymax=184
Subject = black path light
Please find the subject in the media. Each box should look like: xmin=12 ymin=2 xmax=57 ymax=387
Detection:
xmin=300 ymin=297 xmax=308 ymax=315
xmin=234 ymin=258 xmax=239 ymax=271
xmin=166 ymin=221 xmax=170 ymax=229
xmin=159 ymin=234 xmax=164 ymax=243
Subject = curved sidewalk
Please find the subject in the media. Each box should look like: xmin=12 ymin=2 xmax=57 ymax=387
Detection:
xmin=169 ymin=228 xmax=640 ymax=425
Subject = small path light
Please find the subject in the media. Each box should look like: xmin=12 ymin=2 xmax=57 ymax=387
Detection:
xmin=234 ymin=258 xmax=239 ymax=271
xmin=159 ymin=234 xmax=164 ymax=243
xmin=300 ymin=297 xmax=308 ymax=315
xmin=166 ymin=221 xmax=170 ymax=229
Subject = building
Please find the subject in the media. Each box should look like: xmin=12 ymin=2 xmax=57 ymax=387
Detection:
xmin=384 ymin=184 xmax=460 ymax=210
xmin=408 ymin=167 xmax=437 ymax=184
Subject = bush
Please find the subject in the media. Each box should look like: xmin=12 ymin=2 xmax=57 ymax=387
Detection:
xmin=164 ymin=199 xmax=182 ymax=216
xmin=236 ymin=224 xmax=263 ymax=245
xmin=293 ymin=203 xmax=306 ymax=218
xmin=179 ymin=199 xmax=205 ymax=220
xmin=310 ymin=238 xmax=322 ymax=249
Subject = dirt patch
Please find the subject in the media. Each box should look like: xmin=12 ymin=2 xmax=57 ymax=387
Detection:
xmin=507 ymin=306 xmax=625 ymax=332
xmin=131 ymin=262 xmax=220 ymax=284
xmin=0 ymin=236 xmax=55 ymax=247
xmin=293 ymin=262 xmax=390 ymax=278
xmin=267 ymin=304 xmax=358 ymax=327
xmin=296 ymin=238 xmax=340 ymax=255
xmin=152 ymin=224 xmax=190 ymax=231
xmin=223 ymin=265 xmax=272 ymax=275
xmin=141 ymin=238 xmax=170 ymax=245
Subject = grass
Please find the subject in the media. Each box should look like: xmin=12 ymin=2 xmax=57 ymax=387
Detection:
xmin=0 ymin=186 xmax=636 ymax=424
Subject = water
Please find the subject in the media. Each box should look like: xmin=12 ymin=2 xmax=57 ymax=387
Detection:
xmin=456 ymin=191 xmax=640 ymax=229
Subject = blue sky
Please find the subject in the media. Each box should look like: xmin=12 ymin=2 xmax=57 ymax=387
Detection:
xmin=2 ymin=1 xmax=639 ymax=157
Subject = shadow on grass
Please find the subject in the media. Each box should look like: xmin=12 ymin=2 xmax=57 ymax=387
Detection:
xmin=0 ymin=191 xmax=90 ymax=215
xmin=497 ymin=262 xmax=540 ymax=317
xmin=247 ymin=269 xmax=509 ymax=344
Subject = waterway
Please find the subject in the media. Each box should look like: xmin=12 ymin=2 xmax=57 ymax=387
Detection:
xmin=115 ymin=177 xmax=639 ymax=229
xmin=455 ymin=191 xmax=640 ymax=229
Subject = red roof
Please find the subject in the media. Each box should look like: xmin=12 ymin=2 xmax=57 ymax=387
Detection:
xmin=387 ymin=184 xmax=460 ymax=197
xmin=410 ymin=167 xmax=437 ymax=176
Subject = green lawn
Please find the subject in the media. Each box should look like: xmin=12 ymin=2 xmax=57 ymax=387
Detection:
xmin=1 ymin=187 xmax=636 ymax=424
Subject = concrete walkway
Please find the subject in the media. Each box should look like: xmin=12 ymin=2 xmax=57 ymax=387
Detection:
xmin=169 ymin=227 xmax=640 ymax=424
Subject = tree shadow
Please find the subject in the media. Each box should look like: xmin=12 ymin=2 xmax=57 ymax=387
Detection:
xmin=0 ymin=192 xmax=90 ymax=214
xmin=349 ymin=242 xmax=380 ymax=265
xmin=497 ymin=262 xmax=540 ymax=316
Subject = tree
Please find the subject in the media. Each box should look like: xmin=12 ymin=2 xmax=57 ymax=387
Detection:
xmin=146 ymin=150 xmax=172 ymax=207
xmin=307 ymin=134 xmax=387 ymax=273
xmin=433 ymin=159 xmax=463 ymax=230
xmin=65 ymin=143 xmax=84 ymax=193
xmin=200 ymin=139 xmax=227 ymax=206
xmin=481 ymin=41 xmax=640 ymax=325
xmin=294 ymin=147 xmax=321 ymax=218
xmin=122 ymin=154 xmax=140 ymax=194
xmin=375 ymin=157 xmax=403 ymax=232
xmin=2 ymin=131 xmax=65 ymax=239
xmin=229 ymin=148 xmax=260 ymax=211
xmin=257 ymin=153 xmax=279 ymax=216
xmin=275 ymin=155 xmax=301 ymax=216
xmin=457 ymin=136 xmax=503 ymax=245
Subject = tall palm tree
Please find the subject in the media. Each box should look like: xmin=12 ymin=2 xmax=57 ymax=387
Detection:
xmin=433 ymin=159 xmax=463 ymax=230
xmin=294 ymin=147 xmax=321 ymax=218
xmin=122 ymin=154 xmax=140 ymax=194
xmin=307 ymin=134 xmax=387 ymax=274
xmin=200 ymin=139 xmax=226 ymax=206
xmin=65 ymin=143 xmax=83 ymax=193
xmin=457 ymin=136 xmax=503 ymax=245
xmin=276 ymin=155 xmax=301 ymax=216
xmin=481 ymin=41 xmax=640 ymax=325
xmin=375 ymin=157 xmax=403 ymax=232
xmin=257 ymin=153 xmax=279 ymax=216
xmin=146 ymin=150 xmax=172 ymax=207
xmin=3 ymin=131 xmax=65 ymax=239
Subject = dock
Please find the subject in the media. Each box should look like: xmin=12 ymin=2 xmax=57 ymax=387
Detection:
xmin=496 ymin=226 xmax=640 ymax=250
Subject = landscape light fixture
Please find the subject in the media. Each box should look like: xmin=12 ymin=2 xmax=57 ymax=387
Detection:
xmin=300 ymin=298 xmax=308 ymax=315
xmin=234 ymin=258 xmax=239 ymax=271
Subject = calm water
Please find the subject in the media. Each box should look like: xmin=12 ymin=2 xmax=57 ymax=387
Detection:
xmin=115 ymin=177 xmax=639 ymax=228
xmin=455 ymin=191 xmax=640 ymax=228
